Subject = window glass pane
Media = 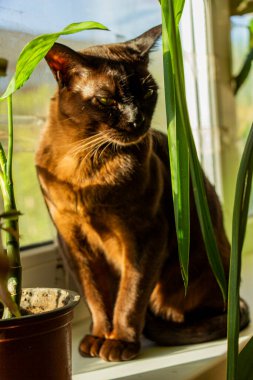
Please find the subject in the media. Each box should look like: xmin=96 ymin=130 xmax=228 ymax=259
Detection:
xmin=181 ymin=0 xmax=223 ymax=195
xmin=0 ymin=115 xmax=54 ymax=246
xmin=0 ymin=1 xmax=161 ymax=248
xmin=0 ymin=29 xmax=56 ymax=246
xmin=231 ymin=15 xmax=253 ymax=216
xmin=0 ymin=0 xmax=218 ymax=248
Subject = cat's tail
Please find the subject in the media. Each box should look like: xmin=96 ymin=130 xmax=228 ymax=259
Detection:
xmin=143 ymin=299 xmax=250 ymax=345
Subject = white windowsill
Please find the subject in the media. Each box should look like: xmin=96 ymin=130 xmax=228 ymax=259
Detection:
xmin=20 ymin=244 xmax=253 ymax=380
xmin=71 ymin=254 xmax=253 ymax=380
xmin=71 ymin=309 xmax=252 ymax=380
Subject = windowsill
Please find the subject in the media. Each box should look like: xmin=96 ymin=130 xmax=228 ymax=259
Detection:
xmin=20 ymin=243 xmax=253 ymax=379
xmin=71 ymin=253 xmax=253 ymax=380
xmin=71 ymin=314 xmax=252 ymax=380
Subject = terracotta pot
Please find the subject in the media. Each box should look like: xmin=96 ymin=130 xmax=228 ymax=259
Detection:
xmin=0 ymin=288 xmax=80 ymax=380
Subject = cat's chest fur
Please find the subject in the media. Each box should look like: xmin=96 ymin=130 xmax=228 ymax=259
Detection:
xmin=37 ymin=129 xmax=168 ymax=277
xmin=38 ymin=148 xmax=162 ymax=220
xmin=37 ymin=153 xmax=161 ymax=273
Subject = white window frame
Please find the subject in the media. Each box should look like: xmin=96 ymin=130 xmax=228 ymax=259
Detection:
xmin=208 ymin=0 xmax=253 ymax=254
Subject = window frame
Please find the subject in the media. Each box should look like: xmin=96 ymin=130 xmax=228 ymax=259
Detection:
xmin=208 ymin=0 xmax=253 ymax=254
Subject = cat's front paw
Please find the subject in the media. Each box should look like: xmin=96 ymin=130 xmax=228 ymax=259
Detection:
xmin=79 ymin=335 xmax=140 ymax=361
xmin=79 ymin=335 xmax=105 ymax=358
xmin=99 ymin=339 xmax=140 ymax=362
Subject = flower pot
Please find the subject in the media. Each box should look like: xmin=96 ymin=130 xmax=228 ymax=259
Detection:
xmin=0 ymin=288 xmax=80 ymax=380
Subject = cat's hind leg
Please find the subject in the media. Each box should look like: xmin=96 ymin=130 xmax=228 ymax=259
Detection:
xmin=143 ymin=298 xmax=249 ymax=345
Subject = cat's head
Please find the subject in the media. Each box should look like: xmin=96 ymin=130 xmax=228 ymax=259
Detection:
xmin=45 ymin=25 xmax=161 ymax=146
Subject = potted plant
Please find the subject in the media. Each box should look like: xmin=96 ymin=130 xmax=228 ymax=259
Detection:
xmin=160 ymin=1 xmax=253 ymax=379
xmin=0 ymin=21 xmax=107 ymax=380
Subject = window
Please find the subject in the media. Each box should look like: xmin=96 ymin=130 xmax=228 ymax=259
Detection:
xmin=229 ymin=12 xmax=253 ymax=253
xmin=0 ymin=0 xmax=252 ymax=254
xmin=1 ymin=1 xmax=252 ymax=378
xmin=0 ymin=1 xmax=161 ymax=248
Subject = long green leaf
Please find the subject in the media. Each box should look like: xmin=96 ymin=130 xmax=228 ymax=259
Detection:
xmin=234 ymin=48 xmax=253 ymax=94
xmin=161 ymin=0 xmax=227 ymax=300
xmin=238 ymin=336 xmax=253 ymax=380
xmin=173 ymin=0 xmax=185 ymax=25
xmin=0 ymin=21 xmax=108 ymax=100
xmin=161 ymin=0 xmax=190 ymax=288
xmin=227 ymin=124 xmax=253 ymax=380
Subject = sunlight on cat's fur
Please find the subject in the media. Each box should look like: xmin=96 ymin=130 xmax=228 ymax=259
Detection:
xmin=35 ymin=25 xmax=249 ymax=362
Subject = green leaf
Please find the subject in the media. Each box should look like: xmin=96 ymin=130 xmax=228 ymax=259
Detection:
xmin=160 ymin=0 xmax=185 ymax=25
xmin=174 ymin=0 xmax=185 ymax=25
xmin=248 ymin=18 xmax=253 ymax=38
xmin=238 ymin=336 xmax=253 ymax=380
xmin=233 ymin=48 xmax=253 ymax=94
xmin=0 ymin=21 xmax=108 ymax=100
xmin=161 ymin=0 xmax=190 ymax=289
xmin=174 ymin=101 xmax=190 ymax=288
xmin=227 ymin=124 xmax=253 ymax=380
xmin=160 ymin=0 xmax=227 ymax=300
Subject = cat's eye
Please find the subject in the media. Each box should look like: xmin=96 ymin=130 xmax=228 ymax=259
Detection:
xmin=96 ymin=97 xmax=117 ymax=107
xmin=144 ymin=89 xmax=154 ymax=99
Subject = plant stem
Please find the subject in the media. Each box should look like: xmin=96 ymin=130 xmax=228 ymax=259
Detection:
xmin=1 ymin=95 xmax=22 ymax=317
xmin=7 ymin=95 xmax=14 ymax=183
xmin=0 ymin=142 xmax=7 ymax=173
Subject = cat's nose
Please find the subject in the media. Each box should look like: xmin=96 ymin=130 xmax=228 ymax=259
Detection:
xmin=132 ymin=113 xmax=145 ymax=128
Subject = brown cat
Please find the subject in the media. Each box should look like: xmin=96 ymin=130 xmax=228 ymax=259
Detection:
xmin=35 ymin=25 xmax=249 ymax=362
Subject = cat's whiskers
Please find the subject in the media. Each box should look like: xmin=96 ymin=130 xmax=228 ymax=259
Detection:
xmin=67 ymin=124 xmax=146 ymax=163
xmin=82 ymin=131 xmax=120 ymax=162
xmin=68 ymin=134 xmax=107 ymax=157
xmin=98 ymin=141 xmax=114 ymax=160
xmin=101 ymin=129 xmax=149 ymax=148
xmin=67 ymin=132 xmax=105 ymax=150
xmin=93 ymin=143 xmax=102 ymax=162
xmin=71 ymin=136 xmax=106 ymax=153
xmin=148 ymin=84 xmax=157 ymax=89
xmin=84 ymin=138 xmax=108 ymax=162
xmin=120 ymin=72 xmax=134 ymax=83
xmin=73 ymin=133 xmax=113 ymax=162
xmin=113 ymin=141 xmax=118 ymax=154
xmin=71 ymin=141 xmax=105 ymax=159
xmin=71 ymin=131 xmax=104 ymax=144
xmin=141 ymin=73 xmax=152 ymax=84
xmin=122 ymin=95 xmax=135 ymax=103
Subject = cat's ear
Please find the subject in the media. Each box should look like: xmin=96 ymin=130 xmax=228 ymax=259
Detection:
xmin=45 ymin=43 xmax=84 ymax=87
xmin=127 ymin=25 xmax=162 ymax=61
